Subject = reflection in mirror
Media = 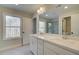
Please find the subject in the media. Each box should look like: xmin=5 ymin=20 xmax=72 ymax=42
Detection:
xmin=47 ymin=22 xmax=53 ymax=33
xmin=62 ymin=16 xmax=72 ymax=35
xmin=38 ymin=12 xmax=59 ymax=34
xmin=62 ymin=16 xmax=73 ymax=35
xmin=39 ymin=21 xmax=46 ymax=33
xmin=36 ymin=4 xmax=79 ymax=37
xmin=47 ymin=21 xmax=58 ymax=34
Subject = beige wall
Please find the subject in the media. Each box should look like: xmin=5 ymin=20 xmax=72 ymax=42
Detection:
xmin=0 ymin=7 xmax=32 ymax=51
xmin=59 ymin=10 xmax=79 ymax=35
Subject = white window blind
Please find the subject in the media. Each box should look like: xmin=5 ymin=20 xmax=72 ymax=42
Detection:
xmin=3 ymin=15 xmax=21 ymax=40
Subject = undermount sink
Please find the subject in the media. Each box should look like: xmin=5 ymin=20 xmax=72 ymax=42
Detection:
xmin=62 ymin=35 xmax=79 ymax=40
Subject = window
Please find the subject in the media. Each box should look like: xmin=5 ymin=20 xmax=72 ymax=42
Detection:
xmin=3 ymin=15 xmax=21 ymax=40
xmin=39 ymin=21 xmax=46 ymax=33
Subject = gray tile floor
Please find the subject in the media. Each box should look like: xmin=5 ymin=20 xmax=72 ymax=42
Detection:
xmin=0 ymin=45 xmax=33 ymax=55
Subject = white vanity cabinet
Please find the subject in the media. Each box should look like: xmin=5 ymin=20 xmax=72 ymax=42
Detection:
xmin=30 ymin=36 xmax=44 ymax=55
xmin=30 ymin=36 xmax=38 ymax=55
xmin=37 ymin=39 xmax=44 ymax=55
xmin=30 ymin=35 xmax=76 ymax=55
xmin=44 ymin=41 xmax=75 ymax=55
xmin=44 ymin=47 xmax=57 ymax=55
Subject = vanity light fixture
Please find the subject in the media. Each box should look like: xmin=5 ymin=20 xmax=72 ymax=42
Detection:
xmin=37 ymin=10 xmax=40 ymax=14
xmin=37 ymin=7 xmax=46 ymax=15
xmin=40 ymin=7 xmax=45 ymax=11
xmin=64 ymin=6 xmax=68 ymax=9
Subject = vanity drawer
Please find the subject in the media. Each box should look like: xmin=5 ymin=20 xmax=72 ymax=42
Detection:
xmin=44 ymin=48 xmax=57 ymax=55
xmin=30 ymin=36 xmax=38 ymax=55
xmin=44 ymin=41 xmax=75 ymax=55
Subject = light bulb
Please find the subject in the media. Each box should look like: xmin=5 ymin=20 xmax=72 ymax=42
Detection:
xmin=64 ymin=6 xmax=68 ymax=9
xmin=37 ymin=7 xmax=46 ymax=15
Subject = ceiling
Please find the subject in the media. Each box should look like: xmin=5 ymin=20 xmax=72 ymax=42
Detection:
xmin=0 ymin=4 xmax=43 ymax=16
xmin=40 ymin=4 xmax=79 ymax=19
xmin=0 ymin=4 xmax=79 ymax=19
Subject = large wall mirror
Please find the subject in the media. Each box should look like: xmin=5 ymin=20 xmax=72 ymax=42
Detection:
xmin=38 ymin=12 xmax=59 ymax=34
xmin=62 ymin=15 xmax=79 ymax=36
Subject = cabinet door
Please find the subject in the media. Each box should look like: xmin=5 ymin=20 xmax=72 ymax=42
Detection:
xmin=30 ymin=36 xmax=37 ymax=55
xmin=44 ymin=48 xmax=57 ymax=55
xmin=30 ymin=36 xmax=33 ymax=51
xmin=33 ymin=37 xmax=38 ymax=55
xmin=37 ymin=39 xmax=44 ymax=55
xmin=44 ymin=41 xmax=75 ymax=55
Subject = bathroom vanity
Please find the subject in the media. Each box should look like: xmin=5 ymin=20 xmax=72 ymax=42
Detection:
xmin=31 ymin=9 xmax=79 ymax=55
xmin=30 ymin=34 xmax=79 ymax=55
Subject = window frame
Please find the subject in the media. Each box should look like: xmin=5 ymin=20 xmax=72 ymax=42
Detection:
xmin=3 ymin=13 xmax=22 ymax=40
